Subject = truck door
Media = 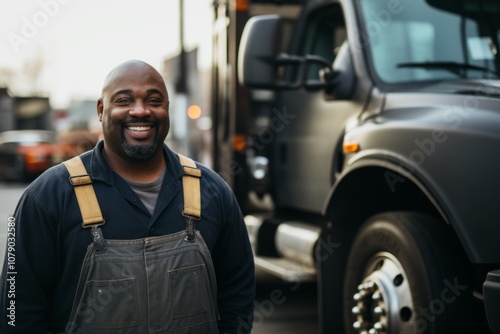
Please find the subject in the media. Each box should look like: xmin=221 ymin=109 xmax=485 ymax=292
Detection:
xmin=272 ymin=2 xmax=364 ymax=214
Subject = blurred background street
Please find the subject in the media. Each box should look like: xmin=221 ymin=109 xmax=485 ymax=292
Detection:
xmin=1 ymin=1 xmax=499 ymax=333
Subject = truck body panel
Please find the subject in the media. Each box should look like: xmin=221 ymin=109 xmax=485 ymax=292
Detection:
xmin=340 ymin=90 xmax=500 ymax=263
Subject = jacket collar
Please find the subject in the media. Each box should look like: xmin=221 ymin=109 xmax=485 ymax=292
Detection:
xmin=87 ymin=141 xmax=185 ymax=185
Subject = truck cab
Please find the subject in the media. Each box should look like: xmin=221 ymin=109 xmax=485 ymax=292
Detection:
xmin=236 ymin=0 xmax=500 ymax=333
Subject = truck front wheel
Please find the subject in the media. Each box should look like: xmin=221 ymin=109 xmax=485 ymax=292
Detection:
xmin=343 ymin=212 xmax=473 ymax=334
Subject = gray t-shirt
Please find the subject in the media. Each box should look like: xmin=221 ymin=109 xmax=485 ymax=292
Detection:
xmin=123 ymin=169 xmax=165 ymax=215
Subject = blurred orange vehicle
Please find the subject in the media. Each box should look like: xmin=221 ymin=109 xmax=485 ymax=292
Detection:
xmin=55 ymin=130 xmax=101 ymax=163
xmin=0 ymin=130 xmax=59 ymax=182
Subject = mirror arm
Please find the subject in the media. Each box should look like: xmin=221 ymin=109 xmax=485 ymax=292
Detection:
xmin=274 ymin=53 xmax=306 ymax=89
xmin=271 ymin=53 xmax=338 ymax=90
xmin=304 ymin=55 xmax=339 ymax=91
xmin=304 ymin=54 xmax=333 ymax=68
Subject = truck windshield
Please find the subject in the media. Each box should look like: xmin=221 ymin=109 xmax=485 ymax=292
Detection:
xmin=358 ymin=0 xmax=500 ymax=84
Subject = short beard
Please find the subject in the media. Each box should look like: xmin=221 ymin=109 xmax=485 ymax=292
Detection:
xmin=121 ymin=125 xmax=159 ymax=161
xmin=122 ymin=140 xmax=158 ymax=161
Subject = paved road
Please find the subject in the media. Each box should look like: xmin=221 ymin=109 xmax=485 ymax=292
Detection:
xmin=0 ymin=182 xmax=27 ymax=268
xmin=0 ymin=182 xmax=319 ymax=333
xmin=253 ymin=269 xmax=318 ymax=333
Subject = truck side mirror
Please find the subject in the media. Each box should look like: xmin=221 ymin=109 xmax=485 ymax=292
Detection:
xmin=238 ymin=15 xmax=354 ymax=99
xmin=238 ymin=16 xmax=332 ymax=90
xmin=238 ymin=15 xmax=284 ymax=89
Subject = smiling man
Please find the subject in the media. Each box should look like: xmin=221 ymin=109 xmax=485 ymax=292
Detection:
xmin=100 ymin=62 xmax=168 ymax=163
xmin=0 ymin=60 xmax=255 ymax=333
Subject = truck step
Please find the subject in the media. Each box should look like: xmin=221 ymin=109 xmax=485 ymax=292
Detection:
xmin=254 ymin=255 xmax=317 ymax=283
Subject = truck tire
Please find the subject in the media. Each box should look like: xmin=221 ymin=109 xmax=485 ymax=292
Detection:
xmin=343 ymin=212 xmax=473 ymax=334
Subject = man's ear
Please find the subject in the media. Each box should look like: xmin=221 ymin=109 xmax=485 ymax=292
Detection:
xmin=97 ymin=99 xmax=103 ymax=122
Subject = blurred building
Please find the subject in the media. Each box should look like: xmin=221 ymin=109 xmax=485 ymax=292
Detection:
xmin=67 ymin=99 xmax=100 ymax=131
xmin=0 ymin=88 xmax=15 ymax=132
xmin=0 ymin=87 xmax=53 ymax=132
xmin=53 ymin=99 xmax=101 ymax=158
xmin=162 ymin=48 xmax=213 ymax=166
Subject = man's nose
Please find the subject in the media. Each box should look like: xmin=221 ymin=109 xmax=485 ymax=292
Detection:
xmin=129 ymin=101 xmax=151 ymax=117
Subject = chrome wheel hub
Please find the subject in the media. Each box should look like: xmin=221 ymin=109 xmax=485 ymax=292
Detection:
xmin=351 ymin=252 xmax=414 ymax=334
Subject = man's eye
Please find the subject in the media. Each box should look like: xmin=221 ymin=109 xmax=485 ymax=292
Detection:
xmin=148 ymin=99 xmax=162 ymax=105
xmin=115 ymin=98 xmax=132 ymax=104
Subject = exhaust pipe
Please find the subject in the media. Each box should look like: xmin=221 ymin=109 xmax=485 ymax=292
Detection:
xmin=275 ymin=222 xmax=321 ymax=269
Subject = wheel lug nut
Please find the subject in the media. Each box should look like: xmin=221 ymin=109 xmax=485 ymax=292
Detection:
xmin=365 ymin=281 xmax=375 ymax=290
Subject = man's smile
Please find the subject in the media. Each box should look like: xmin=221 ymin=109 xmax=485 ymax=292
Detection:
xmin=123 ymin=122 xmax=157 ymax=141
xmin=126 ymin=125 xmax=152 ymax=132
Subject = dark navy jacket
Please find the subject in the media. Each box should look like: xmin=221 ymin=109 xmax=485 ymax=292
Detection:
xmin=0 ymin=141 xmax=255 ymax=333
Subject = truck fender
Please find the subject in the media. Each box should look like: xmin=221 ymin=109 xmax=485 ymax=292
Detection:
xmin=319 ymin=157 xmax=472 ymax=258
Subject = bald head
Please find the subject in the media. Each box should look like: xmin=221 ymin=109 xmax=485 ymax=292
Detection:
xmin=101 ymin=60 xmax=167 ymax=98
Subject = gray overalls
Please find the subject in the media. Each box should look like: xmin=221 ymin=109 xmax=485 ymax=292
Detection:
xmin=62 ymin=155 xmax=219 ymax=333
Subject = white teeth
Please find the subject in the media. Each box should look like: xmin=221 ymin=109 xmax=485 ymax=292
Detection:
xmin=127 ymin=126 xmax=151 ymax=131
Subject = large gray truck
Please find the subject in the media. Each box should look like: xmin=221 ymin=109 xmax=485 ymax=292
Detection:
xmin=215 ymin=0 xmax=500 ymax=332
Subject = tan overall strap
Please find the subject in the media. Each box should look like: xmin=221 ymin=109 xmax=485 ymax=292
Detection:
xmin=178 ymin=154 xmax=201 ymax=219
xmin=63 ymin=156 xmax=104 ymax=227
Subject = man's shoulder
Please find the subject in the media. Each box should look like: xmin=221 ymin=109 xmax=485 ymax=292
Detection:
xmin=194 ymin=161 xmax=228 ymax=187
xmin=194 ymin=162 xmax=238 ymax=205
xmin=166 ymin=147 xmax=234 ymax=197
xmin=28 ymin=151 xmax=94 ymax=194
xmin=33 ymin=162 xmax=70 ymax=184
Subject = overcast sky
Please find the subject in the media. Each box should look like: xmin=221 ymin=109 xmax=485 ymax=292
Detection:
xmin=0 ymin=0 xmax=213 ymax=108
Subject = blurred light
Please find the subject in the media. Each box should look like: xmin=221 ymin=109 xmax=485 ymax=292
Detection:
xmin=233 ymin=134 xmax=247 ymax=151
xmin=343 ymin=142 xmax=360 ymax=153
xmin=236 ymin=0 xmax=249 ymax=11
xmin=187 ymin=104 xmax=202 ymax=120
xmin=196 ymin=116 xmax=212 ymax=131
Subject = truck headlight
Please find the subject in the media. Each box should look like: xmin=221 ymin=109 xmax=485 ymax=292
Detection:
xmin=249 ymin=156 xmax=268 ymax=180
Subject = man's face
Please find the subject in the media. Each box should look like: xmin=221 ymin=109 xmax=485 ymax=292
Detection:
xmin=97 ymin=63 xmax=170 ymax=162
